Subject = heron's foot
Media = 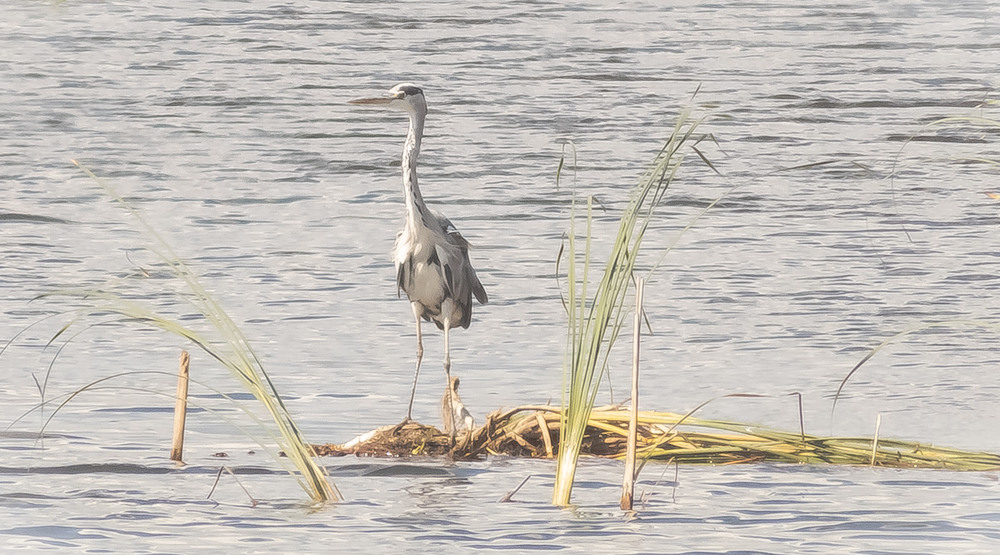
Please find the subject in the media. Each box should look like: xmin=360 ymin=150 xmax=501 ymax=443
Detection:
xmin=390 ymin=417 xmax=413 ymax=435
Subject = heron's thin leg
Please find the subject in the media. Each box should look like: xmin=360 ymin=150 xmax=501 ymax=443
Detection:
xmin=442 ymin=315 xmax=455 ymax=442
xmin=404 ymin=302 xmax=424 ymax=422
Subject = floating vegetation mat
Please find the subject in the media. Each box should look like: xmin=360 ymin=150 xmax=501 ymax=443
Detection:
xmin=313 ymin=405 xmax=1000 ymax=471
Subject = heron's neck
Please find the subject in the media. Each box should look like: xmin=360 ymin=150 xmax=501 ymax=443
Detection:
xmin=402 ymin=110 xmax=426 ymax=226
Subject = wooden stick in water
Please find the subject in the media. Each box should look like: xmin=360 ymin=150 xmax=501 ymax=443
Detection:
xmin=621 ymin=278 xmax=644 ymax=511
xmin=170 ymin=350 xmax=191 ymax=463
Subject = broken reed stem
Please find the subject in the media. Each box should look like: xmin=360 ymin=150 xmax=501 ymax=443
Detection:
xmin=170 ymin=350 xmax=191 ymax=463
xmin=870 ymin=412 xmax=882 ymax=466
xmin=535 ymin=411 xmax=554 ymax=458
xmin=621 ymin=278 xmax=644 ymax=511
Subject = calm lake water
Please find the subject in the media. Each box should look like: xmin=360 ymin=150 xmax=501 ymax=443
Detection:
xmin=3 ymin=0 xmax=1000 ymax=552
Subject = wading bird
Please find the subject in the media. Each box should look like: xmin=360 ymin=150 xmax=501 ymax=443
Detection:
xmin=349 ymin=83 xmax=488 ymax=436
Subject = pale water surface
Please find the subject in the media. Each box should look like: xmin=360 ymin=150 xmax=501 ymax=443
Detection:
xmin=2 ymin=1 xmax=1000 ymax=553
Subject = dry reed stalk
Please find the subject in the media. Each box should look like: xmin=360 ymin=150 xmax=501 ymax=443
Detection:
xmin=170 ymin=350 xmax=190 ymax=463
xmin=620 ymin=278 xmax=644 ymax=510
xmin=871 ymin=413 xmax=882 ymax=466
xmin=534 ymin=412 xmax=554 ymax=458
xmin=316 ymin=406 xmax=1000 ymax=472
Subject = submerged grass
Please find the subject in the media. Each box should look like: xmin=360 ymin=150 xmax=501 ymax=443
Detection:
xmin=553 ymin=103 xmax=717 ymax=506
xmin=22 ymin=162 xmax=340 ymax=503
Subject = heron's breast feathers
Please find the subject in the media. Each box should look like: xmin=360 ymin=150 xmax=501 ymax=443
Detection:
xmin=392 ymin=222 xmax=487 ymax=328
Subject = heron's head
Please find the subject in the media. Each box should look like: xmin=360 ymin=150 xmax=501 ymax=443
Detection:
xmin=349 ymin=83 xmax=427 ymax=115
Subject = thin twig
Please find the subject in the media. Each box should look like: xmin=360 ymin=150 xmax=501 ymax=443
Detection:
xmin=871 ymin=413 xmax=882 ymax=467
xmin=790 ymin=392 xmax=805 ymax=440
xmin=226 ymin=467 xmax=259 ymax=507
xmin=499 ymin=475 xmax=532 ymax=503
xmin=207 ymin=466 xmax=225 ymax=501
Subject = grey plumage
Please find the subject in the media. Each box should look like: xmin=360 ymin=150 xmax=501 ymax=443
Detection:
xmin=350 ymin=83 xmax=487 ymax=435
xmin=394 ymin=209 xmax=487 ymax=330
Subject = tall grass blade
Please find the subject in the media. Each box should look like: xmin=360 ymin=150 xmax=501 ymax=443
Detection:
xmin=553 ymin=107 xmax=705 ymax=506
xmin=40 ymin=163 xmax=342 ymax=503
xmin=831 ymin=319 xmax=999 ymax=422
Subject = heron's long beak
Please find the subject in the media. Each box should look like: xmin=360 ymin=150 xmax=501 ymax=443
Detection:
xmin=348 ymin=96 xmax=393 ymax=106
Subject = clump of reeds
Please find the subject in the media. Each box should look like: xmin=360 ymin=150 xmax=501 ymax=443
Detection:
xmin=18 ymin=162 xmax=340 ymax=503
xmin=553 ymin=104 xmax=713 ymax=506
xmin=320 ymin=405 xmax=1000 ymax=471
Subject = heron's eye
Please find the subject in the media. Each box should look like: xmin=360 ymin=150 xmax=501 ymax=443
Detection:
xmin=398 ymin=85 xmax=424 ymax=97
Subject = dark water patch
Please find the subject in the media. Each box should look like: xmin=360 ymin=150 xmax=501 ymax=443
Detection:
xmin=885 ymin=133 xmax=989 ymax=144
xmin=0 ymin=213 xmax=73 ymax=224
xmin=821 ymin=41 xmax=931 ymax=51
xmin=91 ymin=406 xmax=205 ymax=414
xmin=91 ymin=510 xmax=164 ymax=521
xmin=363 ymin=464 xmax=453 ymax=477
xmin=160 ymin=95 xmax=285 ymax=108
xmin=738 ymin=135 xmax=800 ymax=144
xmin=259 ymin=298 xmax=323 ymax=306
xmin=191 ymin=217 xmax=260 ymax=226
xmin=960 ymin=512 xmax=1000 ymax=523
xmin=37 ymin=257 xmax=84 ymax=264
xmin=942 ymin=273 xmax=1000 ymax=283
xmin=875 ymin=479 xmax=991 ymax=489
xmin=793 ymin=518 xmax=973 ymax=535
xmin=203 ymin=195 xmax=316 ymax=206
xmin=280 ymin=314 xmax=340 ymax=322
xmin=1 ymin=524 xmax=167 ymax=540
xmin=192 ymin=392 xmax=267 ymax=401
xmin=316 ymin=392 xmax=367 ymax=399
xmin=0 ymin=463 xmax=174 ymax=475
xmin=790 ymin=98 xmax=985 ymax=110
xmin=671 ymin=551 xmax=778 ymax=555
xmin=0 ymin=431 xmax=83 ymax=440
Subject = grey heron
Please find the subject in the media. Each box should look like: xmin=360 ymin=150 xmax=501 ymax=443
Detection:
xmin=349 ymin=83 xmax=488 ymax=436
